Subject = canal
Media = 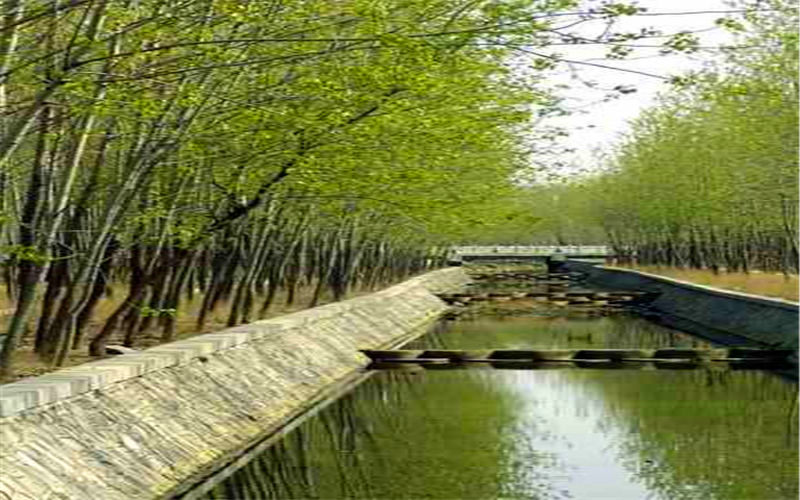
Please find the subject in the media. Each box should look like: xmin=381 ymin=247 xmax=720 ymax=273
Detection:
xmin=181 ymin=270 xmax=798 ymax=500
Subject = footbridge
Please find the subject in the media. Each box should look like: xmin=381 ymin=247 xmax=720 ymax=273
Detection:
xmin=450 ymin=245 xmax=612 ymax=264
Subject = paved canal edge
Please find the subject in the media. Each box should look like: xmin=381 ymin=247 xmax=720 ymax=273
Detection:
xmin=0 ymin=268 xmax=469 ymax=500
xmin=562 ymin=260 xmax=799 ymax=355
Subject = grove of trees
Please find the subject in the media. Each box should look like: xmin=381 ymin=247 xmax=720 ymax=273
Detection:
xmin=1 ymin=0 xmax=794 ymax=377
xmin=511 ymin=0 xmax=798 ymax=274
xmin=1 ymin=0 xmax=580 ymax=375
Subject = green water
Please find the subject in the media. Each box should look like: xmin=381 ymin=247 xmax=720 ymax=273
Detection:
xmin=197 ymin=316 xmax=798 ymax=500
xmin=407 ymin=314 xmax=711 ymax=350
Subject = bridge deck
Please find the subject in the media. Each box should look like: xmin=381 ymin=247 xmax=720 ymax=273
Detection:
xmin=452 ymin=245 xmax=612 ymax=257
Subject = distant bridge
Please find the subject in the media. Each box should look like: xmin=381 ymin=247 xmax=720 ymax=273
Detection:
xmin=452 ymin=245 xmax=611 ymax=256
xmin=449 ymin=245 xmax=612 ymax=264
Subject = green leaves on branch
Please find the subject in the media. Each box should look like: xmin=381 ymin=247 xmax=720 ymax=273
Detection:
xmin=0 ymin=246 xmax=50 ymax=266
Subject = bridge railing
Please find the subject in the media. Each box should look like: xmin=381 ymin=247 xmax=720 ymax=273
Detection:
xmin=451 ymin=245 xmax=611 ymax=256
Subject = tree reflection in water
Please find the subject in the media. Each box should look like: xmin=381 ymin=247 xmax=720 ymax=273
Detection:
xmin=199 ymin=314 xmax=797 ymax=500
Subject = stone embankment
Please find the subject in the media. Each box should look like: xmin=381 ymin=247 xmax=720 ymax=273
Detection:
xmin=0 ymin=268 xmax=469 ymax=500
xmin=562 ymin=260 xmax=799 ymax=352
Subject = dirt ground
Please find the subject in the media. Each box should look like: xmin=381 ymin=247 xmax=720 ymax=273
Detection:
xmin=620 ymin=266 xmax=798 ymax=302
xmin=0 ymin=285 xmax=372 ymax=383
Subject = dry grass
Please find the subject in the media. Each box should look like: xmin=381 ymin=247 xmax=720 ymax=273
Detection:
xmin=0 ymin=283 xmax=377 ymax=383
xmin=619 ymin=265 xmax=799 ymax=302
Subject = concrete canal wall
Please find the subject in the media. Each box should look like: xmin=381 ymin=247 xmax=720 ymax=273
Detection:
xmin=562 ymin=260 xmax=799 ymax=351
xmin=0 ymin=268 xmax=469 ymax=500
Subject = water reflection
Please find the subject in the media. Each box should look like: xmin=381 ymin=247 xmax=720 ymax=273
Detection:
xmin=201 ymin=369 xmax=556 ymax=499
xmin=409 ymin=314 xmax=710 ymax=351
xmin=198 ymin=365 xmax=797 ymax=499
xmin=589 ymin=369 xmax=799 ymax=500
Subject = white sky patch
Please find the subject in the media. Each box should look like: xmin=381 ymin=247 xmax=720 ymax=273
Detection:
xmin=531 ymin=0 xmax=738 ymax=179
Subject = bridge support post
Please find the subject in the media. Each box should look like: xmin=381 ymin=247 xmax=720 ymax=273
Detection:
xmin=547 ymin=254 xmax=567 ymax=273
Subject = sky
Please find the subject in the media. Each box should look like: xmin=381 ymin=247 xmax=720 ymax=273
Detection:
xmin=530 ymin=0 xmax=740 ymax=178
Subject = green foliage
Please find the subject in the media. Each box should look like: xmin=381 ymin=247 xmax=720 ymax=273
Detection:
xmin=0 ymin=0 xmax=587 ymax=369
xmin=2 ymin=0 xmax=793 ymax=372
xmin=138 ymin=306 xmax=177 ymax=318
xmin=0 ymin=245 xmax=50 ymax=265
xmin=512 ymin=0 xmax=799 ymax=271
xmin=0 ymin=0 xmax=569 ymax=254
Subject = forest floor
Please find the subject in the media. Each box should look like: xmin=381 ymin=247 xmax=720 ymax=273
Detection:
xmin=0 ymin=284 xmax=375 ymax=383
xmin=619 ymin=266 xmax=799 ymax=302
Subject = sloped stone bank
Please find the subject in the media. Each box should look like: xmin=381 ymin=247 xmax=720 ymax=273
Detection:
xmin=0 ymin=268 xmax=469 ymax=500
xmin=562 ymin=260 xmax=799 ymax=351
